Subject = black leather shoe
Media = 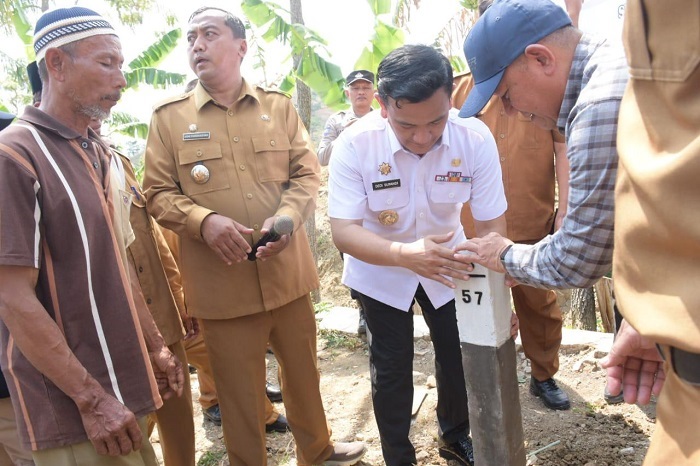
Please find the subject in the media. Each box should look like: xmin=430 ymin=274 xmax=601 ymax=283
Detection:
xmin=604 ymin=388 xmax=625 ymax=405
xmin=203 ymin=404 xmax=221 ymax=426
xmin=530 ymin=377 xmax=571 ymax=410
xmin=266 ymin=381 xmax=283 ymax=403
xmin=357 ymin=308 xmax=367 ymax=335
xmin=266 ymin=413 xmax=291 ymax=433
xmin=439 ymin=436 xmax=474 ymax=466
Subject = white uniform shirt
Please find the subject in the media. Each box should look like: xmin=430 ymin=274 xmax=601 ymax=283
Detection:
xmin=328 ymin=109 xmax=506 ymax=311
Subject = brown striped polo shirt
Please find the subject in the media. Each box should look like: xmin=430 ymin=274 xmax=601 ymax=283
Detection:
xmin=0 ymin=106 xmax=160 ymax=451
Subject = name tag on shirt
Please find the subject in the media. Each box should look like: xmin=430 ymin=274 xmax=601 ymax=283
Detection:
xmin=372 ymin=179 xmax=401 ymax=191
xmin=183 ymin=132 xmax=211 ymax=141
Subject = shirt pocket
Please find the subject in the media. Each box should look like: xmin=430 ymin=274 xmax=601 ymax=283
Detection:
xmin=178 ymin=142 xmax=230 ymax=195
xmin=367 ymin=186 xmax=410 ymax=213
xmin=624 ymin=0 xmax=700 ymax=82
xmin=429 ymin=182 xmax=471 ymax=204
xmin=252 ymin=135 xmax=291 ymax=183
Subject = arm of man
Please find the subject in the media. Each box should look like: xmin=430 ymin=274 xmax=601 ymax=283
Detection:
xmin=553 ymin=140 xmax=569 ymax=231
xmin=0 ymin=266 xmax=143 ymax=457
xmin=152 ymin=223 xmax=198 ymax=340
xmin=316 ymin=113 xmax=341 ymax=166
xmin=461 ymin=100 xmax=619 ymax=289
xmin=143 ymin=110 xmax=254 ymax=265
xmin=126 ymin=261 xmax=184 ymax=400
xmin=331 ymin=218 xmax=471 ymax=289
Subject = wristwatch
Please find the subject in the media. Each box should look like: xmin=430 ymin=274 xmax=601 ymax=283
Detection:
xmin=500 ymin=244 xmax=513 ymax=263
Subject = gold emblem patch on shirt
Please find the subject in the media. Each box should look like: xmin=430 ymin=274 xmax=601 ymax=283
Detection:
xmin=191 ymin=164 xmax=210 ymax=184
xmin=378 ymin=210 xmax=399 ymax=226
xmin=451 ymin=158 xmax=462 ymax=167
xmin=378 ymin=162 xmax=392 ymax=176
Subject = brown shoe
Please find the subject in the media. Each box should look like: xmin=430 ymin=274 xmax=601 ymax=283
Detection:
xmin=322 ymin=441 xmax=366 ymax=465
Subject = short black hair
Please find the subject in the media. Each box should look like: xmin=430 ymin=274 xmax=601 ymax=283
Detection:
xmin=188 ymin=7 xmax=246 ymax=39
xmin=377 ymin=44 xmax=453 ymax=107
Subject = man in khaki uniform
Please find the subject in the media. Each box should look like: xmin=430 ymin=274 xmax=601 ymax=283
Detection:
xmin=452 ymin=71 xmax=571 ymax=411
xmin=602 ymin=0 xmax=700 ymax=464
xmin=121 ymin=154 xmax=197 ymax=466
xmin=143 ymin=7 xmax=365 ymax=466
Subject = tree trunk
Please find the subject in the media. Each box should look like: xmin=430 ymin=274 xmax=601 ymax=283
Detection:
xmin=290 ymin=0 xmax=320 ymax=304
xmin=570 ymin=287 xmax=596 ymax=331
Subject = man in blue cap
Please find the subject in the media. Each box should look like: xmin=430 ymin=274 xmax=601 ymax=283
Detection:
xmin=455 ymin=0 xmax=629 ymax=408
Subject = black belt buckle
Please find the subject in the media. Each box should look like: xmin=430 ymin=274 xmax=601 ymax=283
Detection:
xmin=670 ymin=346 xmax=700 ymax=386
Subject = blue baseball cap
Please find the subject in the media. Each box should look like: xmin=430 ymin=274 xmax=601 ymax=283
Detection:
xmin=459 ymin=0 xmax=572 ymax=118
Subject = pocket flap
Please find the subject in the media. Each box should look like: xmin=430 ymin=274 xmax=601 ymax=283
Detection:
xmin=178 ymin=142 xmax=223 ymax=165
xmin=252 ymin=136 xmax=292 ymax=153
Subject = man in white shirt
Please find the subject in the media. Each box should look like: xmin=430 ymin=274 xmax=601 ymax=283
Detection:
xmin=328 ymin=44 xmax=507 ymax=466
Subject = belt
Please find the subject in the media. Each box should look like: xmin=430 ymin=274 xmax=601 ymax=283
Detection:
xmin=667 ymin=346 xmax=700 ymax=386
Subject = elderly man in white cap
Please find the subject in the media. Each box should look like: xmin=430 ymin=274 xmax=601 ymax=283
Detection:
xmin=0 ymin=7 xmax=183 ymax=466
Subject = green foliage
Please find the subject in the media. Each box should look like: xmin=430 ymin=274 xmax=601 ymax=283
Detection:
xmin=197 ymin=449 xmax=227 ymax=466
xmin=367 ymin=0 xmax=392 ymax=16
xmin=241 ymin=0 xmax=346 ymax=110
xmin=318 ymin=329 xmax=364 ymax=350
xmin=313 ymin=301 xmax=333 ymax=314
xmin=105 ymin=111 xmax=150 ymax=140
xmin=354 ymin=22 xmax=405 ymax=76
xmin=105 ymin=0 xmax=155 ymax=27
xmin=461 ymin=0 xmax=479 ymax=10
xmin=128 ymin=29 xmax=182 ymax=70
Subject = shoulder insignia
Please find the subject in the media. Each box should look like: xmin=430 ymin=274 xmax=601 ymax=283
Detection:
xmin=256 ymin=85 xmax=292 ymax=99
xmin=152 ymin=91 xmax=192 ymax=111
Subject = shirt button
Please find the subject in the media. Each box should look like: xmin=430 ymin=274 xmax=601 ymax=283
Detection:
xmin=500 ymin=110 xmax=505 ymax=116
xmin=500 ymin=157 xmax=506 ymax=162
xmin=386 ymin=199 xmax=392 ymax=205
xmin=499 ymin=133 xmax=505 ymax=139
xmin=239 ymin=164 xmax=246 ymax=170
xmin=196 ymin=150 xmax=202 ymax=157
xmin=253 ymin=224 xmax=260 ymax=230
xmin=270 ymin=140 xmax=276 ymax=147
xmin=448 ymin=193 xmax=455 ymax=199
xmin=233 ymin=136 xmax=240 ymax=142
xmin=228 ymin=111 xmax=234 ymax=116
xmin=93 ymin=162 xmax=99 ymax=169
xmin=81 ymin=141 xmax=88 ymax=149
xmin=138 ymin=266 xmax=143 ymax=272
xmin=419 ymin=212 xmax=425 ymax=218
xmin=246 ymin=193 xmax=253 ymax=199
xmin=146 ymin=298 xmax=152 ymax=305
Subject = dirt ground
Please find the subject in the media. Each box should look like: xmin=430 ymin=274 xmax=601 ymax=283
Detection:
xmin=153 ymin=168 xmax=655 ymax=466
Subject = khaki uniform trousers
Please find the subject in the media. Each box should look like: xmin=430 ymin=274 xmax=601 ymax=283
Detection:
xmin=512 ymin=285 xmax=561 ymax=381
xmin=32 ymin=418 xmax=156 ymax=466
xmin=200 ymin=295 xmax=333 ymax=466
xmin=0 ymin=398 xmax=33 ymax=466
xmin=644 ymin=349 xmax=700 ymax=465
xmin=183 ymin=332 xmax=279 ymax=424
xmin=147 ymin=340 xmax=195 ymax=466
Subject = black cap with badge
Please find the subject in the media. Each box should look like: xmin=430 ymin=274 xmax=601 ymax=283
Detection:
xmin=345 ymin=70 xmax=375 ymax=86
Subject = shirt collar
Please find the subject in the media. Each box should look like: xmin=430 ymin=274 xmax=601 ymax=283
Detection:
xmin=19 ymin=105 xmax=101 ymax=142
xmin=558 ymin=34 xmax=606 ymax=132
xmin=193 ymin=78 xmax=260 ymax=111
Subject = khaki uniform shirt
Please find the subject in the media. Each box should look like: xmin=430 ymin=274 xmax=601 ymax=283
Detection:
xmin=614 ymin=0 xmax=700 ymax=352
xmin=122 ymin=154 xmax=186 ymax=346
xmin=453 ymin=72 xmax=564 ymax=242
xmin=144 ymin=80 xmax=320 ymax=319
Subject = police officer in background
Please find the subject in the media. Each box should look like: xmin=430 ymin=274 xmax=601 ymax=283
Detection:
xmin=143 ymin=7 xmax=365 ymax=466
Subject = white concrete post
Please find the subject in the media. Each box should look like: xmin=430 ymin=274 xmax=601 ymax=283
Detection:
xmin=454 ymin=262 xmax=526 ymax=466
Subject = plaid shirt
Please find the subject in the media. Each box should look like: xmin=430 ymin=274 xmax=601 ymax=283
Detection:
xmin=504 ymin=35 xmax=629 ymax=289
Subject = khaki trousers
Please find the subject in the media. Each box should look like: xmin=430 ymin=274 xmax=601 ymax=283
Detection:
xmin=150 ymin=340 xmax=195 ymax=466
xmin=183 ymin=332 xmax=279 ymax=424
xmin=643 ymin=354 xmax=700 ymax=465
xmin=511 ymin=285 xmax=562 ymax=381
xmin=0 ymin=398 xmax=33 ymax=466
xmin=32 ymin=418 xmax=156 ymax=466
xmin=200 ymin=295 xmax=333 ymax=466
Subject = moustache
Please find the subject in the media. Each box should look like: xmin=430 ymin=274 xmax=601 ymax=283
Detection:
xmin=103 ymin=92 xmax=122 ymax=103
